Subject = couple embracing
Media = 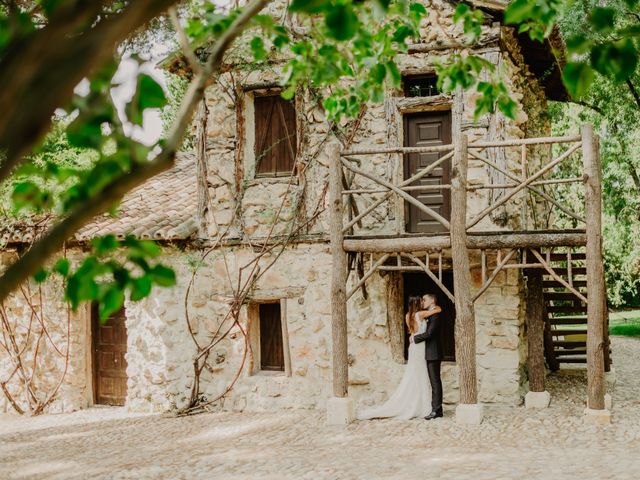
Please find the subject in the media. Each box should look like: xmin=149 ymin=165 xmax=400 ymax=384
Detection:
xmin=358 ymin=294 xmax=444 ymax=421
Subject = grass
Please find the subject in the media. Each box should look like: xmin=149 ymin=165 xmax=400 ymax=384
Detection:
xmin=609 ymin=309 xmax=640 ymax=337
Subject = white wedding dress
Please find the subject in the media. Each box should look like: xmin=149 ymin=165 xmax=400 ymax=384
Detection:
xmin=357 ymin=315 xmax=432 ymax=420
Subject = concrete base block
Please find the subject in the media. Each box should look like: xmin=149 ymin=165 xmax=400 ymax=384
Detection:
xmin=326 ymin=397 xmax=355 ymax=425
xmin=455 ymin=403 xmax=484 ymax=425
xmin=525 ymin=390 xmax=551 ymax=409
xmin=583 ymin=407 xmax=611 ymax=425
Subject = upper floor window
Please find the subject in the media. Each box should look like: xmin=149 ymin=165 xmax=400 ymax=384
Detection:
xmin=403 ymin=74 xmax=440 ymax=98
xmin=254 ymin=94 xmax=297 ymax=177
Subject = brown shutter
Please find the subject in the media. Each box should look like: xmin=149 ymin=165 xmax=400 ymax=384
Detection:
xmin=259 ymin=303 xmax=284 ymax=371
xmin=254 ymin=95 xmax=297 ymax=177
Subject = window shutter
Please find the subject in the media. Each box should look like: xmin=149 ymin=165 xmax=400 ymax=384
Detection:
xmin=254 ymin=95 xmax=297 ymax=177
xmin=259 ymin=303 xmax=284 ymax=371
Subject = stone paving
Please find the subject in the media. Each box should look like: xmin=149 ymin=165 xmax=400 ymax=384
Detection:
xmin=2 ymin=336 xmax=640 ymax=480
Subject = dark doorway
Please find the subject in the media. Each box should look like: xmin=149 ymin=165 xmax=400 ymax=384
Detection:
xmin=259 ymin=303 xmax=284 ymax=371
xmin=403 ymin=111 xmax=452 ymax=233
xmin=92 ymin=304 xmax=128 ymax=406
xmin=402 ymin=271 xmax=456 ymax=362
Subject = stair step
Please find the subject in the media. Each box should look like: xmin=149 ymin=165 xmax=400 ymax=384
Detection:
xmin=554 ymin=348 xmax=587 ymax=356
xmin=545 ymin=292 xmax=587 ymax=301
xmin=544 ymin=267 xmax=587 ymax=276
xmin=547 ymin=305 xmax=588 ymax=314
xmin=557 ymin=357 xmax=587 ymax=363
xmin=550 ymin=329 xmax=588 ymax=336
xmin=552 ymin=340 xmax=586 ymax=348
xmin=549 ymin=316 xmax=587 ymax=325
xmin=547 ymin=253 xmax=587 ymax=261
xmin=544 ymin=280 xmax=587 ymax=288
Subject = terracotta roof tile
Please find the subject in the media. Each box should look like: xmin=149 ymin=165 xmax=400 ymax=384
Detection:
xmin=1 ymin=153 xmax=198 ymax=245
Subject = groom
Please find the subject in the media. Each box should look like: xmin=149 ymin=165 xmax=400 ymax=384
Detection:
xmin=411 ymin=293 xmax=443 ymax=420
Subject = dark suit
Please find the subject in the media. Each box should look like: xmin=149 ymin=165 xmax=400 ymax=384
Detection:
xmin=412 ymin=312 xmax=443 ymax=414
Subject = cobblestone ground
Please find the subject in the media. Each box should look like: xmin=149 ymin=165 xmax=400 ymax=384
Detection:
xmin=2 ymin=337 xmax=640 ymax=480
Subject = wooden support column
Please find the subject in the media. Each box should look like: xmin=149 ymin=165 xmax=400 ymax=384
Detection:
xmin=525 ymin=267 xmax=546 ymax=392
xmin=386 ymin=272 xmax=405 ymax=363
xmin=582 ymin=124 xmax=606 ymax=411
xmin=451 ymin=133 xmax=478 ymax=406
xmin=329 ymin=143 xmax=349 ymax=398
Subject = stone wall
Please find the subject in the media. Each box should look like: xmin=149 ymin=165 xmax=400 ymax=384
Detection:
xmin=0 ymin=242 xmax=525 ymax=414
xmin=0 ymin=252 xmax=91 ymax=414
xmin=199 ymin=3 xmax=551 ymax=241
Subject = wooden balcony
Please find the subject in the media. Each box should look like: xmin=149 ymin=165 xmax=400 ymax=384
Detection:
xmin=327 ymin=123 xmax=610 ymax=421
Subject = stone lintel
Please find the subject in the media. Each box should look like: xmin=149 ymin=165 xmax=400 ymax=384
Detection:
xmin=326 ymin=397 xmax=355 ymax=425
xmin=525 ymin=390 xmax=551 ymax=409
xmin=455 ymin=403 xmax=484 ymax=425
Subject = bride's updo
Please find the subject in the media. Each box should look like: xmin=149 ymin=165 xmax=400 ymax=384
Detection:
xmin=407 ymin=296 xmax=422 ymax=334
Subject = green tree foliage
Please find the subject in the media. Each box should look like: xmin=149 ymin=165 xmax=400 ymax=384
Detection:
xmin=542 ymin=0 xmax=640 ymax=306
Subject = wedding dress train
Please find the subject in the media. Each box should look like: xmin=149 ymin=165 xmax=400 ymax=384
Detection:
xmin=357 ymin=317 xmax=432 ymax=420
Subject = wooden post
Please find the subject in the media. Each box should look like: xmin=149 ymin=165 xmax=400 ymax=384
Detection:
xmin=386 ymin=272 xmax=405 ymax=363
xmin=280 ymin=299 xmax=292 ymax=377
xmin=195 ymin=99 xmax=210 ymax=238
xmin=582 ymin=124 xmax=606 ymax=411
xmin=451 ymin=133 xmax=478 ymax=405
xmin=525 ymin=267 xmax=545 ymax=392
xmin=329 ymin=142 xmax=349 ymax=398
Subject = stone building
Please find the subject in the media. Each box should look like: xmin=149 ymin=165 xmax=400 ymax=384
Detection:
xmin=2 ymin=0 xmax=607 ymax=420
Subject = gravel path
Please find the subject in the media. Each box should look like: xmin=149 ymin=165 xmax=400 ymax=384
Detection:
xmin=1 ymin=336 xmax=640 ymax=480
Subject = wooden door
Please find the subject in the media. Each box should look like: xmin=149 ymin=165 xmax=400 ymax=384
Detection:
xmin=92 ymin=305 xmax=128 ymax=406
xmin=403 ymin=111 xmax=452 ymax=233
xmin=402 ymin=272 xmax=456 ymax=362
xmin=259 ymin=303 xmax=284 ymax=371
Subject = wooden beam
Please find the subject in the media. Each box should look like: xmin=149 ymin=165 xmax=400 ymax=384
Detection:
xmin=468 ymin=143 xmax=582 ymax=229
xmin=469 ymin=151 xmax=586 ymax=224
xmin=343 ymin=231 xmax=586 ymax=253
xmin=451 ymin=133 xmax=478 ymax=404
xmin=582 ymin=124 xmax=606 ymax=410
xmin=341 ymin=150 xmax=454 ymax=233
xmin=526 ymin=267 xmax=546 ymax=392
xmin=341 ymin=144 xmax=453 ymax=156
xmin=530 ymin=249 xmax=588 ymax=303
xmin=469 ymin=135 xmax=581 ymax=148
xmin=341 ymin=158 xmax=451 ymax=229
xmin=329 ymin=142 xmax=348 ymax=398
xmin=473 ymin=249 xmax=516 ymax=301
xmin=346 ymin=254 xmax=390 ymax=300
xmin=386 ymin=272 xmax=405 ymax=364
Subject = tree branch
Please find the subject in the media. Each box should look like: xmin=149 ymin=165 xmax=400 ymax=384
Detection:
xmin=626 ymin=78 xmax=640 ymax=111
xmin=0 ymin=0 xmax=178 ymax=184
xmin=0 ymin=0 xmax=271 ymax=304
xmin=569 ymin=100 xmax=604 ymax=116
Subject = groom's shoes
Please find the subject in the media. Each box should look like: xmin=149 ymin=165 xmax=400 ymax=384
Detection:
xmin=425 ymin=410 xmax=443 ymax=420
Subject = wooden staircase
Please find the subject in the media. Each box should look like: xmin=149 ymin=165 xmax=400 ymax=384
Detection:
xmin=541 ymin=251 xmax=612 ymax=371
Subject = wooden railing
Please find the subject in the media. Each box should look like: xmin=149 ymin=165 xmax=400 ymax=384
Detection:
xmin=329 ymin=124 xmax=608 ymax=414
xmin=337 ymin=133 xmax=588 ymax=237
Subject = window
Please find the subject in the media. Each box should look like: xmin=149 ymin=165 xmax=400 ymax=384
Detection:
xmin=254 ymin=94 xmax=297 ymax=177
xmin=403 ymin=74 xmax=440 ymax=98
xmin=259 ymin=303 xmax=285 ymax=371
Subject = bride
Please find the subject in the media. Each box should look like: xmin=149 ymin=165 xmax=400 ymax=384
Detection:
xmin=357 ymin=296 xmax=442 ymax=420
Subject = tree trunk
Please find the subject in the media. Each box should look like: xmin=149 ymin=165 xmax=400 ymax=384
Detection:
xmin=195 ymin=99 xmax=210 ymax=238
xmin=526 ymin=266 xmax=546 ymax=392
xmin=451 ymin=132 xmax=477 ymax=404
xmin=582 ymin=124 xmax=606 ymax=410
xmin=386 ymin=272 xmax=405 ymax=363
xmin=329 ymin=143 xmax=348 ymax=397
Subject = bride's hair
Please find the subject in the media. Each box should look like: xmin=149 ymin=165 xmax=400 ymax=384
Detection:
xmin=407 ymin=296 xmax=422 ymax=334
